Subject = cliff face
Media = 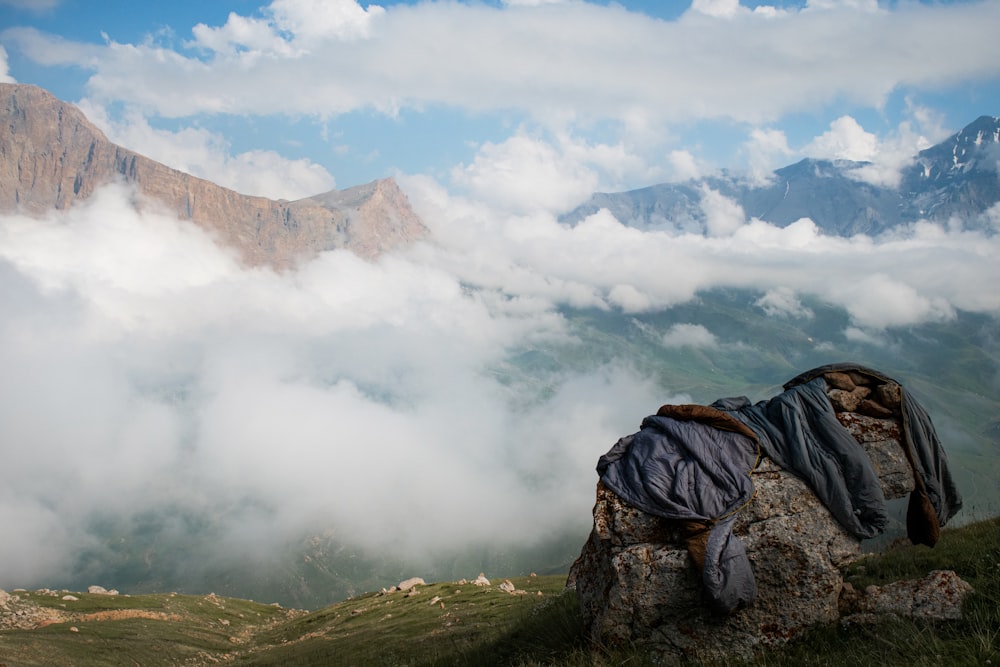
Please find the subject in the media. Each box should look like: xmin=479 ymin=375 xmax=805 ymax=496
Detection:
xmin=0 ymin=83 xmax=428 ymax=269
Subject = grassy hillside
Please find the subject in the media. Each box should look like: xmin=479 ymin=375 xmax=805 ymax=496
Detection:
xmin=1 ymin=516 xmax=996 ymax=666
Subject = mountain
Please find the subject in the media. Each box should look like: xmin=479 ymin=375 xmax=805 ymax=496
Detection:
xmin=901 ymin=114 xmax=1000 ymax=221
xmin=0 ymin=83 xmax=428 ymax=269
xmin=563 ymin=116 xmax=1000 ymax=236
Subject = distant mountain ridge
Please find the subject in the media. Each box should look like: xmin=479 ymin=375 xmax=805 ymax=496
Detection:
xmin=0 ymin=83 xmax=428 ymax=269
xmin=563 ymin=115 xmax=1000 ymax=236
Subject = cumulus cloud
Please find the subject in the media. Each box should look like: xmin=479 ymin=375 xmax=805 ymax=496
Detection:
xmin=666 ymin=150 xmax=705 ymax=182
xmin=798 ymin=111 xmax=951 ymax=189
xmin=450 ymin=132 xmax=599 ymax=214
xmin=188 ymin=0 xmax=384 ymax=57
xmin=0 ymin=45 xmax=15 ymax=83
xmin=743 ymin=128 xmax=793 ymax=186
xmin=700 ymin=186 xmax=746 ymax=237
xmin=402 ymin=176 xmax=1000 ymax=330
xmin=6 ymin=0 xmax=999 ymax=126
xmin=755 ymin=287 xmax=814 ymax=319
xmin=661 ymin=323 xmax=719 ymax=349
xmin=805 ymin=116 xmax=878 ymax=162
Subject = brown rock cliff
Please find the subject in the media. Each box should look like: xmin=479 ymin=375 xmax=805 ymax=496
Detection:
xmin=0 ymin=83 xmax=427 ymax=269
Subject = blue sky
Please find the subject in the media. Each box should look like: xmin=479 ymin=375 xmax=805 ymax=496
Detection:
xmin=3 ymin=0 xmax=999 ymax=202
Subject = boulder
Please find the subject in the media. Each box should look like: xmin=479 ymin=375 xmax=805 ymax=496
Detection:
xmin=569 ymin=372 xmax=964 ymax=662
xmin=840 ymin=570 xmax=972 ymax=622
xmin=397 ymin=577 xmax=425 ymax=592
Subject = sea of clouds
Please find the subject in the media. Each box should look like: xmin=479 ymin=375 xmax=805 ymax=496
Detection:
xmin=1 ymin=176 xmax=998 ymax=588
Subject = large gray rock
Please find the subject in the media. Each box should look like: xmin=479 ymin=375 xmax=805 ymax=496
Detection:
xmin=569 ymin=396 xmax=964 ymax=662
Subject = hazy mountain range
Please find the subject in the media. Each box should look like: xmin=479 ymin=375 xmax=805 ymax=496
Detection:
xmin=1 ymin=83 xmax=997 ymax=609
xmin=563 ymin=115 xmax=1000 ymax=236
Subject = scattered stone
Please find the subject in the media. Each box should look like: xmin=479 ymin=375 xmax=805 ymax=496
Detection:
xmin=874 ymin=382 xmax=902 ymax=411
xmin=841 ymin=570 xmax=972 ymax=621
xmin=87 ymin=586 xmax=119 ymax=596
xmin=847 ymin=371 xmax=874 ymax=387
xmin=828 ymin=388 xmax=862 ymax=412
xmin=473 ymin=573 xmax=490 ymax=587
xmin=858 ymin=398 xmax=894 ymax=419
xmin=429 ymin=596 xmax=442 ymax=605
xmin=69 ymin=627 xmax=79 ymax=633
xmin=398 ymin=577 xmax=425 ymax=592
xmin=498 ymin=580 xmax=516 ymax=594
xmin=823 ymin=372 xmax=856 ymax=391
xmin=61 ymin=595 xmax=78 ymax=601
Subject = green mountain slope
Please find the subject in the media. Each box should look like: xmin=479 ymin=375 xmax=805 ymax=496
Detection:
xmin=2 ymin=517 xmax=997 ymax=666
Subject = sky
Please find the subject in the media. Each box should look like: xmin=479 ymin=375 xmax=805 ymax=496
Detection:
xmin=1 ymin=0 xmax=999 ymax=595
xmin=3 ymin=0 xmax=1000 ymax=200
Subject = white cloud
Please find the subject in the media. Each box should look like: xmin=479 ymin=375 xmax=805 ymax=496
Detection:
xmin=666 ymin=150 xmax=704 ymax=182
xmin=2 ymin=170 xmax=1000 ymax=591
xmin=699 ymin=186 xmax=746 ymax=237
xmin=805 ymin=115 xmax=878 ymax=162
xmin=450 ymin=132 xmax=600 ymax=214
xmin=268 ymin=0 xmax=385 ymax=42
xmin=0 ymin=45 xmax=14 ymax=82
xmin=844 ymin=325 xmax=888 ymax=346
xmin=76 ymin=100 xmax=336 ymax=199
xmin=743 ymin=127 xmax=793 ymax=186
xmin=828 ymin=273 xmax=955 ymax=329
xmin=608 ymin=283 xmax=651 ymax=313
xmin=688 ymin=0 xmax=784 ymax=19
xmin=8 ymin=0 xmax=999 ymax=126
xmin=188 ymin=0 xmax=385 ymax=57
xmin=806 ymin=0 xmax=879 ymax=12
xmin=755 ymin=287 xmax=814 ymax=319
xmin=845 ymin=105 xmax=949 ymax=188
xmin=0 ymin=183 xmax=673 ymax=587
xmin=404 ymin=176 xmax=1000 ymax=330
xmin=689 ymin=0 xmax=745 ymax=18
xmin=983 ymin=201 xmax=1000 ymax=233
xmin=661 ymin=323 xmax=719 ymax=348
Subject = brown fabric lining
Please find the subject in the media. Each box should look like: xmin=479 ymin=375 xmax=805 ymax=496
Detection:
xmin=655 ymin=403 xmax=761 ymax=445
xmin=907 ymin=487 xmax=941 ymax=547
xmin=679 ymin=520 xmax=712 ymax=573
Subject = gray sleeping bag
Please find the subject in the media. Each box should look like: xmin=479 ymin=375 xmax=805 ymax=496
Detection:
xmin=597 ymin=414 xmax=760 ymax=614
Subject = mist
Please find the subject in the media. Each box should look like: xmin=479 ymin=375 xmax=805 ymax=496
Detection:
xmin=1 ymin=179 xmax=997 ymax=599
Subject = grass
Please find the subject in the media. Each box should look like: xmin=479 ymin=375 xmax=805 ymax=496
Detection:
xmin=1 ymin=517 xmax=996 ymax=666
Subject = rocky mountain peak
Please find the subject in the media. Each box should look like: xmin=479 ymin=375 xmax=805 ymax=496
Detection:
xmin=911 ymin=115 xmax=1000 ymax=181
xmin=0 ymin=82 xmax=428 ymax=269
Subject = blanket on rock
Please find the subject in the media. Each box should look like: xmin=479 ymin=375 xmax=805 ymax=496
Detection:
xmin=596 ymin=363 xmax=962 ymax=614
